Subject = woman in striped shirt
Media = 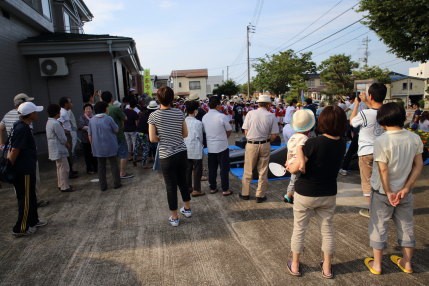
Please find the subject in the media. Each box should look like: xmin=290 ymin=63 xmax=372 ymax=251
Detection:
xmin=148 ymin=86 xmax=190 ymax=227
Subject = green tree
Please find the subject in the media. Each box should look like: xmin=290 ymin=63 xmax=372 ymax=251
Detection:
xmin=289 ymin=75 xmax=308 ymax=97
xmin=239 ymin=82 xmax=256 ymax=96
xmin=319 ymin=54 xmax=359 ymax=96
xmin=352 ymin=66 xmax=391 ymax=83
xmin=212 ymin=80 xmax=239 ymax=97
xmin=253 ymin=49 xmax=316 ymax=95
xmin=359 ymin=0 xmax=429 ymax=62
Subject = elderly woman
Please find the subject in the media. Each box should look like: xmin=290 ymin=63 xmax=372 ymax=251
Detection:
xmin=46 ymin=104 xmax=72 ymax=192
xmin=78 ymin=104 xmax=98 ymax=174
xmin=287 ymin=105 xmax=347 ymax=279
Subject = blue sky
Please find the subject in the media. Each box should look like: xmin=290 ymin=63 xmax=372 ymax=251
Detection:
xmin=84 ymin=0 xmax=417 ymax=82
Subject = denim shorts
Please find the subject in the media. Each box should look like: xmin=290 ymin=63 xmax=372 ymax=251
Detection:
xmin=117 ymin=140 xmax=128 ymax=159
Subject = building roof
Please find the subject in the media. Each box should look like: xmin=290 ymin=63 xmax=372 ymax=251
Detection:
xmin=389 ymin=71 xmax=428 ymax=82
xmin=170 ymin=69 xmax=208 ymax=78
xmin=19 ymin=33 xmax=143 ymax=74
xmin=20 ymin=33 xmax=132 ymax=43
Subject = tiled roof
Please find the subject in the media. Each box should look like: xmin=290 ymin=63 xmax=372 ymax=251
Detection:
xmin=20 ymin=33 xmax=132 ymax=43
xmin=170 ymin=69 xmax=208 ymax=78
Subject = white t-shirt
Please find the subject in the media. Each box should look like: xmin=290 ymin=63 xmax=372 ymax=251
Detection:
xmin=58 ymin=108 xmax=72 ymax=132
xmin=282 ymin=123 xmax=296 ymax=145
xmin=418 ymin=119 xmax=429 ymax=132
xmin=202 ymin=109 xmax=232 ymax=153
xmin=287 ymin=133 xmax=308 ymax=165
xmin=371 ymin=129 xmax=423 ymax=194
xmin=338 ymin=103 xmax=347 ymax=110
xmin=349 ymin=102 xmax=367 ymax=113
xmin=284 ymin=106 xmax=296 ymax=124
xmin=351 ymin=109 xmax=384 ymax=156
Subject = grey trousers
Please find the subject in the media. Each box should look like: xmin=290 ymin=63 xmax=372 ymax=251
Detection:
xmin=186 ymin=159 xmax=202 ymax=192
xmin=97 ymin=156 xmax=121 ymax=190
xmin=369 ymin=190 xmax=415 ymax=250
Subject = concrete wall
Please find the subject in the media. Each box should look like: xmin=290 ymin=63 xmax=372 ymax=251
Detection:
xmin=0 ymin=11 xmax=40 ymax=118
xmin=24 ymin=52 xmax=115 ymax=153
xmin=390 ymin=78 xmax=426 ymax=97
xmin=207 ymin=75 xmax=223 ymax=94
xmin=409 ymin=62 xmax=429 ymax=79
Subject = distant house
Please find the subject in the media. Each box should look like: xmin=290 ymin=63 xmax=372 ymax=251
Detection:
xmin=151 ymin=75 xmax=171 ymax=94
xmin=170 ymin=69 xmax=208 ymax=98
xmin=305 ymin=74 xmax=326 ymax=100
xmin=0 ymin=0 xmax=142 ymax=152
xmin=207 ymin=75 xmax=224 ymax=95
xmin=388 ymin=73 xmax=428 ymax=106
xmin=409 ymin=62 xmax=429 ymax=79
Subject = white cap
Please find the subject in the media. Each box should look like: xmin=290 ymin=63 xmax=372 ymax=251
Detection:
xmin=256 ymin=94 xmax=271 ymax=103
xmin=17 ymin=102 xmax=43 ymax=116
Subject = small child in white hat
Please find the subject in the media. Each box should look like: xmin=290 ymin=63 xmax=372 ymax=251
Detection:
xmin=283 ymin=109 xmax=316 ymax=204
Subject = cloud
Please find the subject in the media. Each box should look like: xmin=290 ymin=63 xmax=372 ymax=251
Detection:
xmin=159 ymin=1 xmax=176 ymax=9
xmin=83 ymin=0 xmax=125 ymax=33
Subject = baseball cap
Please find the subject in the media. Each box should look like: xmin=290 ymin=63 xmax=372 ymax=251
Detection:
xmin=14 ymin=93 xmax=34 ymax=106
xmin=17 ymin=102 xmax=43 ymax=116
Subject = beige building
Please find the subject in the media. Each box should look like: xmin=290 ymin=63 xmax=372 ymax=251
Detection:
xmin=388 ymin=75 xmax=428 ymax=107
xmin=170 ymin=69 xmax=208 ymax=98
xmin=305 ymin=74 xmax=326 ymax=100
xmin=409 ymin=62 xmax=429 ymax=79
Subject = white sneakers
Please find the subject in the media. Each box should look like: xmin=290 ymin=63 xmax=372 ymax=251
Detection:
xmin=169 ymin=207 xmax=192 ymax=227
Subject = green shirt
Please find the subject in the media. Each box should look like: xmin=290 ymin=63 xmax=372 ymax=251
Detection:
xmin=108 ymin=105 xmax=126 ymax=142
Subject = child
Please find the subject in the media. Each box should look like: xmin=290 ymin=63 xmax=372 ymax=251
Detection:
xmin=283 ymin=109 xmax=315 ymax=204
xmin=364 ymin=102 xmax=423 ymax=275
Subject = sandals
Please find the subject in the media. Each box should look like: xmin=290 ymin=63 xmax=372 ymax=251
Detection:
xmin=210 ymin=189 xmax=218 ymax=194
xmin=320 ymin=262 xmax=334 ymax=279
xmin=364 ymin=257 xmax=381 ymax=275
xmin=222 ymin=190 xmax=233 ymax=196
xmin=390 ymin=255 xmax=413 ymax=274
xmin=286 ymin=260 xmax=301 ymax=277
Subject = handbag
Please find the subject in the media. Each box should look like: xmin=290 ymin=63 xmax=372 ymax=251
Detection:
xmin=0 ymin=129 xmax=15 ymax=183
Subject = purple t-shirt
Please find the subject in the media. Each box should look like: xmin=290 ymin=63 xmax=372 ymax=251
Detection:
xmin=124 ymin=109 xmax=139 ymax=132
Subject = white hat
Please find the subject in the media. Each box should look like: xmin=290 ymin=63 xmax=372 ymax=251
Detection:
xmin=188 ymin=93 xmax=199 ymax=101
xmin=256 ymin=94 xmax=271 ymax=103
xmin=14 ymin=93 xmax=34 ymax=106
xmin=129 ymin=88 xmax=135 ymax=92
xmin=113 ymin=100 xmax=121 ymax=107
xmin=147 ymin=100 xmax=159 ymax=110
xmin=17 ymin=102 xmax=43 ymax=116
xmin=291 ymin=109 xmax=315 ymax=132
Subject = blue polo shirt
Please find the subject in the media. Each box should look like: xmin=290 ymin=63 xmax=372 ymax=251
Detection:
xmin=88 ymin=114 xmax=119 ymax=157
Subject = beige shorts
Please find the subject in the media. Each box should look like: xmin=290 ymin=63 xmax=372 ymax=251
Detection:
xmin=358 ymin=154 xmax=374 ymax=196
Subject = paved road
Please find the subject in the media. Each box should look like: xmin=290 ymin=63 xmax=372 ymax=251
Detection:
xmin=1 ymin=142 xmax=428 ymax=285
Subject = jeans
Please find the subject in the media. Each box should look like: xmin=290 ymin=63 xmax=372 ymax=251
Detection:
xmin=160 ymin=151 xmax=190 ymax=211
xmin=97 ymin=156 xmax=121 ymax=190
xmin=186 ymin=159 xmax=202 ymax=192
xmin=208 ymin=148 xmax=230 ymax=191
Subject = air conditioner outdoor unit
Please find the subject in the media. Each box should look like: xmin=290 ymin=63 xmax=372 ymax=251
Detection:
xmin=39 ymin=57 xmax=69 ymax=76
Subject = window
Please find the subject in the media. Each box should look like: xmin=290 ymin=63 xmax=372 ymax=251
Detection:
xmin=189 ymin=81 xmax=201 ymax=90
xmin=307 ymin=80 xmax=315 ymax=87
xmin=402 ymin=83 xmax=407 ymax=90
xmin=179 ymin=82 xmax=182 ymax=88
xmin=80 ymin=74 xmax=94 ymax=103
xmin=63 ymin=11 xmax=71 ymax=33
xmin=410 ymin=82 xmax=413 ymax=90
xmin=22 ymin=0 xmax=51 ymax=20
xmin=214 ymin=84 xmax=219 ymax=88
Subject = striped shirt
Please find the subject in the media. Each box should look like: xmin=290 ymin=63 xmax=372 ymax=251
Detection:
xmin=148 ymin=108 xmax=187 ymax=159
xmin=0 ymin=109 xmax=20 ymax=135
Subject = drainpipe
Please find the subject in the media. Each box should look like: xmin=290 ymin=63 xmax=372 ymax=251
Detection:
xmin=107 ymin=40 xmax=119 ymax=100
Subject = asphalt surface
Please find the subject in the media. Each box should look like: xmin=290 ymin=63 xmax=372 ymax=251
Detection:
xmin=0 ymin=135 xmax=428 ymax=286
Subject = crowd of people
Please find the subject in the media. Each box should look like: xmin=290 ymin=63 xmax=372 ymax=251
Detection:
xmin=0 ymin=82 xmax=424 ymax=279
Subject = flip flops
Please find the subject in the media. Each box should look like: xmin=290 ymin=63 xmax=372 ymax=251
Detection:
xmin=390 ymin=255 xmax=413 ymax=274
xmin=222 ymin=190 xmax=233 ymax=196
xmin=286 ymin=260 xmax=301 ymax=277
xmin=320 ymin=262 xmax=334 ymax=279
xmin=210 ymin=189 xmax=218 ymax=194
xmin=364 ymin=257 xmax=381 ymax=275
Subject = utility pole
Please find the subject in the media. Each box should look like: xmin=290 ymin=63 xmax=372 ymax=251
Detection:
xmin=247 ymin=24 xmax=255 ymax=98
xmin=359 ymin=36 xmax=370 ymax=67
xmin=227 ymin=66 xmax=229 ymax=81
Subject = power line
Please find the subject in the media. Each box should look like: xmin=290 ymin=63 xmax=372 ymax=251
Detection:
xmin=268 ymin=0 xmax=344 ymax=54
xmin=296 ymin=18 xmax=364 ymax=53
xmin=276 ymin=2 xmax=360 ymax=53
xmin=312 ymin=31 xmax=369 ymax=58
xmin=305 ymin=25 xmax=364 ymax=52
